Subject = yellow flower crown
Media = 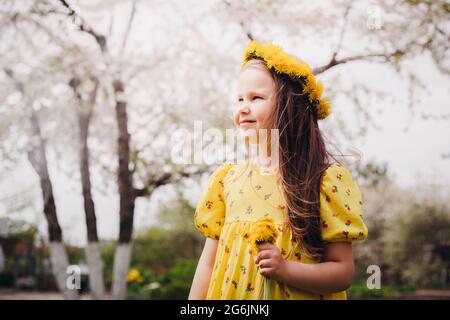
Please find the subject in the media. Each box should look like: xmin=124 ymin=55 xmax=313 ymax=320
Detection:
xmin=241 ymin=40 xmax=331 ymax=120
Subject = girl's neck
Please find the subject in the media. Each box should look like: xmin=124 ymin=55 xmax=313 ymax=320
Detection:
xmin=249 ymin=153 xmax=271 ymax=167
xmin=248 ymin=145 xmax=278 ymax=174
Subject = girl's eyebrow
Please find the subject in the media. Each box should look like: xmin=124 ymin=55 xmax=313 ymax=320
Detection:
xmin=239 ymin=91 xmax=268 ymax=97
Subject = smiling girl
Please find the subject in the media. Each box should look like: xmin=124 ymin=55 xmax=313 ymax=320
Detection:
xmin=188 ymin=40 xmax=368 ymax=300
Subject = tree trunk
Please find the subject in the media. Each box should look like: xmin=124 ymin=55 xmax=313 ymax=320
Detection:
xmin=112 ymin=242 xmax=133 ymax=299
xmin=73 ymin=77 xmax=105 ymax=299
xmin=0 ymin=245 xmax=5 ymax=273
xmin=111 ymin=79 xmax=136 ymax=300
xmin=85 ymin=242 xmax=105 ymax=299
xmin=5 ymin=68 xmax=78 ymax=300
xmin=54 ymin=6 xmax=142 ymax=299
xmin=49 ymin=242 xmax=79 ymax=300
xmin=27 ymin=111 xmax=79 ymax=300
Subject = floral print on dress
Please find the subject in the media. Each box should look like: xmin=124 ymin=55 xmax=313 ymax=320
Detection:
xmin=263 ymin=193 xmax=272 ymax=200
xmin=196 ymin=162 xmax=368 ymax=300
xmin=193 ymin=163 xmax=234 ymax=240
xmin=320 ymin=164 xmax=368 ymax=244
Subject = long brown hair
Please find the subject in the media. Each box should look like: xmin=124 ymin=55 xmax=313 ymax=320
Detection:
xmin=247 ymin=57 xmax=334 ymax=260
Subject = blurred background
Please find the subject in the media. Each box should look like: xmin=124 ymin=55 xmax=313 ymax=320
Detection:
xmin=0 ymin=0 xmax=449 ymax=299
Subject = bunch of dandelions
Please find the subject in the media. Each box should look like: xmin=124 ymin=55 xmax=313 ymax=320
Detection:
xmin=240 ymin=216 xmax=279 ymax=300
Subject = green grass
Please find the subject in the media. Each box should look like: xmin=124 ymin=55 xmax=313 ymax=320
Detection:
xmin=347 ymin=282 xmax=416 ymax=299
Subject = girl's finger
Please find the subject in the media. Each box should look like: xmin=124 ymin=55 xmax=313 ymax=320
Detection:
xmin=257 ymin=243 xmax=274 ymax=250
xmin=260 ymin=267 xmax=275 ymax=276
xmin=256 ymin=250 xmax=272 ymax=263
xmin=258 ymin=259 xmax=270 ymax=268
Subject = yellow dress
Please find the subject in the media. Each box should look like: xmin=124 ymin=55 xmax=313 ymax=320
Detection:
xmin=194 ymin=162 xmax=368 ymax=300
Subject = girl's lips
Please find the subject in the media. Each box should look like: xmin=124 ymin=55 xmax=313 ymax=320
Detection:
xmin=239 ymin=121 xmax=256 ymax=126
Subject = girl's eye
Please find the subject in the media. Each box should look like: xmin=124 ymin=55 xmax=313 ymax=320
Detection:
xmin=253 ymin=96 xmax=262 ymax=100
xmin=238 ymin=97 xmax=243 ymax=102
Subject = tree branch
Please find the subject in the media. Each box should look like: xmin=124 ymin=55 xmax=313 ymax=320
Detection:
xmin=133 ymin=166 xmax=208 ymax=199
xmin=119 ymin=0 xmax=137 ymax=59
xmin=313 ymin=50 xmax=403 ymax=75
xmin=240 ymin=21 xmax=254 ymax=41
xmin=58 ymin=0 xmax=107 ymax=53
xmin=221 ymin=0 xmax=254 ymax=41
xmin=86 ymin=77 xmax=100 ymax=119
xmin=332 ymin=0 xmax=353 ymax=62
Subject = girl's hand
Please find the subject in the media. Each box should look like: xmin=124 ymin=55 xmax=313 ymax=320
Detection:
xmin=254 ymin=242 xmax=287 ymax=282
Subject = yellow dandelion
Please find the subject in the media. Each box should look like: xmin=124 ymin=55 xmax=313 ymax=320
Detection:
xmin=240 ymin=216 xmax=279 ymax=256
xmin=316 ymin=98 xmax=332 ymax=119
xmin=239 ymin=216 xmax=279 ymax=300
xmin=127 ymin=268 xmax=144 ymax=283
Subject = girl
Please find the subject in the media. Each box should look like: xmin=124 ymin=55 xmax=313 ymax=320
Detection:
xmin=188 ymin=41 xmax=368 ymax=300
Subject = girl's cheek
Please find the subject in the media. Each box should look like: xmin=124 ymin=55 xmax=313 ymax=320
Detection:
xmin=233 ymin=112 xmax=240 ymax=127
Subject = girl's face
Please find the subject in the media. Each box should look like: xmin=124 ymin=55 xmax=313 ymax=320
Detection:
xmin=234 ymin=60 xmax=276 ymax=132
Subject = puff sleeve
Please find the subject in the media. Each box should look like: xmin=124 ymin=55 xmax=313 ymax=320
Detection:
xmin=194 ymin=163 xmax=234 ymax=240
xmin=320 ymin=164 xmax=368 ymax=243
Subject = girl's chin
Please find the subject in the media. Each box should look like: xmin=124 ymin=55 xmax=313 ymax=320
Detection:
xmin=238 ymin=128 xmax=260 ymax=145
xmin=238 ymin=123 xmax=260 ymax=130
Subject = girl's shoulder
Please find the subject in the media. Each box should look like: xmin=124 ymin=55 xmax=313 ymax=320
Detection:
xmin=320 ymin=163 xmax=368 ymax=243
xmin=216 ymin=162 xmax=236 ymax=173
xmin=208 ymin=162 xmax=236 ymax=183
xmin=322 ymin=162 xmax=356 ymax=183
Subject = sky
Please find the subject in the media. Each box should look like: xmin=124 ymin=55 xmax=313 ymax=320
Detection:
xmin=1 ymin=0 xmax=449 ymax=246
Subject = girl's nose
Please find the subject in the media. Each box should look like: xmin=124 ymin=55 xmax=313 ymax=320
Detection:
xmin=239 ymin=106 xmax=250 ymax=114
